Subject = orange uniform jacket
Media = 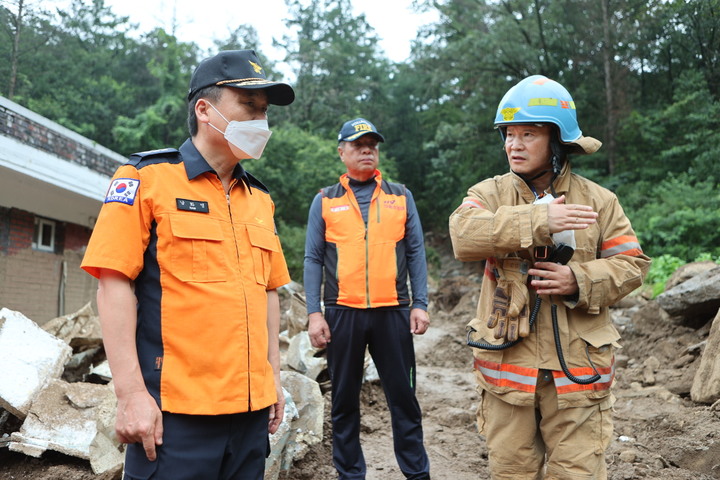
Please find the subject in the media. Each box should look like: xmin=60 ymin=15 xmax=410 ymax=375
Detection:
xmin=81 ymin=139 xmax=290 ymax=415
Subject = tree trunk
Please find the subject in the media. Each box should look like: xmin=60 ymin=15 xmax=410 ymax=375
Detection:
xmin=8 ymin=0 xmax=25 ymax=100
xmin=601 ymin=0 xmax=616 ymax=175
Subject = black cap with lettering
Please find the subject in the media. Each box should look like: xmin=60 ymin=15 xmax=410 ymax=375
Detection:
xmin=337 ymin=118 xmax=385 ymax=143
xmin=188 ymin=49 xmax=295 ymax=106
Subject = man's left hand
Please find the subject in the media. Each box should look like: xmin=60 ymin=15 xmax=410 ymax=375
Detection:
xmin=268 ymin=384 xmax=285 ymax=435
xmin=529 ymin=262 xmax=579 ymax=296
xmin=410 ymin=308 xmax=430 ymax=335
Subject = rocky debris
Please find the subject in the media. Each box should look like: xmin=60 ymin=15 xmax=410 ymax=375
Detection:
xmin=286 ymin=331 xmax=327 ymax=381
xmin=283 ymin=281 xmax=310 ymax=338
xmin=691 ymin=309 xmax=720 ymax=404
xmin=266 ymin=371 xmax=324 ymax=480
xmin=0 ymin=307 xmax=121 ymax=474
xmin=665 ymin=261 xmax=718 ymax=291
xmin=656 ymin=266 xmax=720 ymax=328
xmin=0 ymin=308 xmax=72 ymax=419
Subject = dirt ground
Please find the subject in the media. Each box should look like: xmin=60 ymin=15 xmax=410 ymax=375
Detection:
xmin=2 ymin=239 xmax=720 ymax=479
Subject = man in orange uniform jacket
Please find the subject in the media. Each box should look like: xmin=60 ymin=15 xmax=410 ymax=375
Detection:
xmin=82 ymin=50 xmax=294 ymax=480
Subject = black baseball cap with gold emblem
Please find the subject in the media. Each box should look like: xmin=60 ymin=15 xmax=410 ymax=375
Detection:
xmin=187 ymin=50 xmax=295 ymax=106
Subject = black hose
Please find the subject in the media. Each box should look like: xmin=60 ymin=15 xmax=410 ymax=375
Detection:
xmin=551 ymin=303 xmax=601 ymax=384
xmin=466 ymin=298 xmax=602 ymax=385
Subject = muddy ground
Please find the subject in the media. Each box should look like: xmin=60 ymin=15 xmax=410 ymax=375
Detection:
xmin=2 ymin=239 xmax=720 ymax=479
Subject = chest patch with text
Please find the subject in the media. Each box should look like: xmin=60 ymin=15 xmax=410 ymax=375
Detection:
xmin=176 ymin=198 xmax=209 ymax=213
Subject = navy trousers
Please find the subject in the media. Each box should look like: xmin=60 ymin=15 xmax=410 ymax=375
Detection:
xmin=325 ymin=307 xmax=430 ymax=480
xmin=122 ymin=408 xmax=270 ymax=480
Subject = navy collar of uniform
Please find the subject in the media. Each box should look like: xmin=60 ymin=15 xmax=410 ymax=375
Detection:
xmin=180 ymin=138 xmax=253 ymax=191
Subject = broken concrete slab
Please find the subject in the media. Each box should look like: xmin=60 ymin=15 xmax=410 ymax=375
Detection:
xmin=89 ymin=360 xmax=112 ymax=383
xmin=8 ymin=379 xmax=122 ymax=474
xmin=0 ymin=308 xmax=72 ymax=418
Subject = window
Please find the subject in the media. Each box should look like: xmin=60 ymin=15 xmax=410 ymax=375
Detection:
xmin=33 ymin=218 xmax=56 ymax=252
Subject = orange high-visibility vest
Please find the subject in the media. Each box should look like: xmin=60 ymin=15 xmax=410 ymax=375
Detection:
xmin=321 ymin=172 xmax=409 ymax=309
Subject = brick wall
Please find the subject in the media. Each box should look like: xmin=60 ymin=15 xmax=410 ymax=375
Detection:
xmin=7 ymin=208 xmax=34 ymax=254
xmin=0 ymin=102 xmax=119 ymax=177
xmin=0 ymin=206 xmax=97 ymax=325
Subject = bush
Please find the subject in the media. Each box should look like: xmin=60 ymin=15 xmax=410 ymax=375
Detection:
xmin=276 ymin=221 xmax=307 ymax=283
xmin=645 ymin=254 xmax=686 ymax=298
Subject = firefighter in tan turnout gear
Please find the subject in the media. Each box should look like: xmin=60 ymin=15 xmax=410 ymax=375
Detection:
xmin=449 ymin=75 xmax=651 ymax=479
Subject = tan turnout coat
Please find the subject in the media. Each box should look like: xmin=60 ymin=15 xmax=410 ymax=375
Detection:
xmin=449 ymin=164 xmax=651 ymax=409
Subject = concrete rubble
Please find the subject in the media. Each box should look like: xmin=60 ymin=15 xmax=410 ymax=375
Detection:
xmin=8 ymin=379 xmax=121 ymax=475
xmin=0 ymin=290 xmax=329 ymax=478
xmin=0 ymin=308 xmax=72 ymax=419
xmin=287 ymin=331 xmax=327 ymax=380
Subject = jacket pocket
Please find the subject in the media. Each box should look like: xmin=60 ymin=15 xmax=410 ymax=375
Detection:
xmin=576 ymin=321 xmax=621 ymax=369
xmin=246 ymin=224 xmax=279 ymax=286
xmin=169 ymin=214 xmax=227 ymax=282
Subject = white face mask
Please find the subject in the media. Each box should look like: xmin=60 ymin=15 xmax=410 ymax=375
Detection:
xmin=206 ymin=102 xmax=272 ymax=160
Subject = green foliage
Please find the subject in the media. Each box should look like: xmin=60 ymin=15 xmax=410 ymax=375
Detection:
xmin=276 ymin=220 xmax=307 ymax=282
xmin=645 ymin=253 xmax=720 ymax=298
xmin=614 ymin=71 xmax=720 ymax=262
xmin=276 ymin=0 xmax=393 ymax=135
xmin=1 ymin=0 xmax=719 ymax=284
xmin=112 ymin=29 xmax=197 ymax=153
xmin=645 ymin=254 xmax=686 ymax=298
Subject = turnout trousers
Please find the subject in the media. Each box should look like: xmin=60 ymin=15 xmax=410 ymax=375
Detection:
xmin=325 ymin=307 xmax=430 ymax=480
xmin=477 ymin=370 xmax=613 ymax=480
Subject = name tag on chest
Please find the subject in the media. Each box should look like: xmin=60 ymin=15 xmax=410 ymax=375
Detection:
xmin=176 ymin=198 xmax=209 ymax=213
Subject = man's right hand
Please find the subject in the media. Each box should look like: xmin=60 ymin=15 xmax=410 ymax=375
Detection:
xmin=115 ymin=390 xmax=164 ymax=461
xmin=308 ymin=312 xmax=331 ymax=348
xmin=547 ymin=194 xmax=597 ymax=233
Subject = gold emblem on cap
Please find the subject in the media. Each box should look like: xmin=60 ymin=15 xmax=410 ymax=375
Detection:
xmin=501 ymin=107 xmax=522 ymax=121
xmin=249 ymin=61 xmax=263 ymax=74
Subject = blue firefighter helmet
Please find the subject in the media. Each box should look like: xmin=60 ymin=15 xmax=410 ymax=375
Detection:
xmin=494 ymin=75 xmax=600 ymax=154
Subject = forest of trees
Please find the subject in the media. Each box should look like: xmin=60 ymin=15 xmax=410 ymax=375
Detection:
xmin=2 ymin=0 xmax=719 ymax=281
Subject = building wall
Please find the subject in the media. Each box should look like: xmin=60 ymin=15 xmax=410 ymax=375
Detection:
xmin=0 ymin=207 xmax=97 ymax=325
xmin=0 ymin=98 xmax=120 ymax=177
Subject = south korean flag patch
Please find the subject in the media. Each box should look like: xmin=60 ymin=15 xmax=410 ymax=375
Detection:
xmin=105 ymin=178 xmax=140 ymax=205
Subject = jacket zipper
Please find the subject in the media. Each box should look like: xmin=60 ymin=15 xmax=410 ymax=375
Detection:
xmin=226 ymin=182 xmax=252 ymax=411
